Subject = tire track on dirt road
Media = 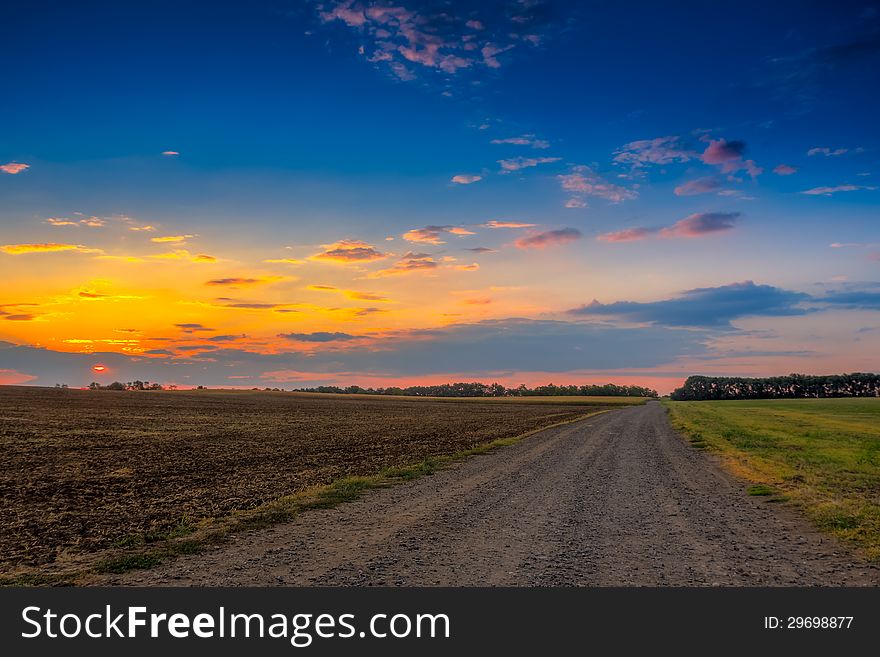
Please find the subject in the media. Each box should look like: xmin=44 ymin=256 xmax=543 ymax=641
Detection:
xmin=107 ymin=402 xmax=879 ymax=586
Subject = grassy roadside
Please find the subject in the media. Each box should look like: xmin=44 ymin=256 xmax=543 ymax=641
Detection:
xmin=1 ymin=408 xmax=609 ymax=586
xmin=664 ymin=398 xmax=880 ymax=560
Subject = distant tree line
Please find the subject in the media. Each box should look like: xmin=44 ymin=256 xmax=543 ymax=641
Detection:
xmin=88 ymin=380 xmax=173 ymax=391
xmin=295 ymin=382 xmax=659 ymax=398
xmin=670 ymin=373 xmax=880 ymax=401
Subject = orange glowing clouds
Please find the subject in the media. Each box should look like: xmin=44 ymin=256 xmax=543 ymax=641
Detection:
xmin=0 ymin=243 xmax=102 ymax=255
xmin=264 ymin=258 xmax=305 ymax=264
xmin=149 ymin=249 xmax=217 ymax=263
xmin=451 ymin=174 xmax=482 ymax=184
xmin=402 ymin=225 xmax=476 ymax=244
xmin=92 ymin=364 xmax=107 ymax=373
xmin=483 ymin=220 xmax=536 ymax=228
xmin=0 ymin=162 xmax=29 ymax=174
xmin=46 ymin=216 xmax=106 ymax=228
xmin=151 ymin=235 xmax=194 ymax=243
xmin=307 ymin=285 xmax=390 ymax=302
xmin=309 ymin=240 xmax=386 ymax=263
xmin=371 ymin=252 xmax=438 ymax=277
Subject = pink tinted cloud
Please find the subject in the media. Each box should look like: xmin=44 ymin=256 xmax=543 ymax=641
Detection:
xmin=451 ymin=173 xmax=482 ymax=184
xmin=674 ymin=177 xmax=722 ymax=196
xmin=0 ymin=369 xmax=38 ymax=385
xmin=0 ymin=162 xmax=29 ymax=174
xmin=660 ymin=212 xmax=740 ymax=238
xmin=773 ymin=164 xmax=798 ymax=176
xmin=320 ymin=2 xmax=367 ymax=26
xmin=317 ymin=2 xmax=545 ymax=82
xmin=597 ymin=227 xmax=659 ymax=242
xmin=701 ymin=139 xmax=746 ymax=164
xmin=515 ymin=228 xmax=582 ymax=250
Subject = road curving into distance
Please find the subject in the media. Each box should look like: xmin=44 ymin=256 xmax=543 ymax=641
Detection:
xmin=109 ymin=401 xmax=879 ymax=586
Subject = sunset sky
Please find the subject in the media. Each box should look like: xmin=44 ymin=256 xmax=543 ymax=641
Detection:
xmin=1 ymin=0 xmax=879 ymax=393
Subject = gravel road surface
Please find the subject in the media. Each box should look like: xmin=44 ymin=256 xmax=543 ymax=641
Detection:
xmin=108 ymin=401 xmax=879 ymax=586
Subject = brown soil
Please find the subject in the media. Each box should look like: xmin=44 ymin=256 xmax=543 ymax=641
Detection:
xmin=0 ymin=386 xmax=604 ymax=570
xmin=107 ymin=402 xmax=879 ymax=586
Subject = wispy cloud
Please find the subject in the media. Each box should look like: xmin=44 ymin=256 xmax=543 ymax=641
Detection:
xmin=773 ymin=164 xmax=798 ymax=175
xmin=0 ymin=162 xmax=29 ymax=174
xmin=371 ymin=252 xmax=438 ymax=277
xmin=402 ymin=225 xmax=475 ymax=244
xmin=597 ymin=212 xmax=741 ymax=243
xmin=613 ymin=136 xmax=696 ymax=169
xmin=490 ymin=134 xmax=549 ymax=149
xmin=310 ymin=239 xmax=387 ymax=263
xmin=451 ymin=173 xmax=482 ymax=184
xmin=483 ymin=220 xmax=535 ymax=229
xmin=498 ymin=156 xmax=560 ymax=172
xmin=175 ymin=323 xmax=214 ymax=333
xmin=514 ymin=227 xmax=582 ymax=250
xmin=47 ymin=216 xmax=106 ymax=228
xmin=558 ymin=165 xmax=637 ymax=204
xmin=800 ymin=184 xmax=877 ymax=196
xmin=673 ymin=176 xmax=723 ymax=196
xmin=151 ymin=235 xmax=194 ymax=243
xmin=315 ymin=1 xmax=553 ymax=83
xmin=660 ymin=212 xmax=741 ymax=237
xmin=0 ymin=243 xmax=102 ymax=255
xmin=264 ymin=257 xmax=305 ymax=264
xmin=148 ymin=249 xmax=217 ymax=263
xmin=808 ymin=147 xmax=848 ymax=157
xmin=308 ymin=285 xmax=390 ymax=302
xmin=161 ymin=151 xmax=180 ymax=156
xmin=465 ymin=246 xmax=497 ymax=253
xmin=278 ymin=331 xmax=359 ymax=342
xmin=597 ymin=227 xmax=660 ymax=243
xmin=204 ymin=277 xmax=281 ymax=287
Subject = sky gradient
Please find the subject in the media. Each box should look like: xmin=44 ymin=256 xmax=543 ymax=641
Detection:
xmin=1 ymin=0 xmax=879 ymax=393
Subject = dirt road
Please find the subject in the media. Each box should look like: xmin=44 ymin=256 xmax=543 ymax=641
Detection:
xmin=109 ymin=401 xmax=879 ymax=586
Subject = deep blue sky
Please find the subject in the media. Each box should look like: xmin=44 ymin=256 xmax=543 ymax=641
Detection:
xmin=1 ymin=1 xmax=879 ymax=390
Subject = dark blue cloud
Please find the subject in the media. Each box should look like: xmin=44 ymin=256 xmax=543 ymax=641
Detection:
xmin=569 ymin=281 xmax=811 ymax=328
xmin=817 ymin=290 xmax=880 ymax=310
